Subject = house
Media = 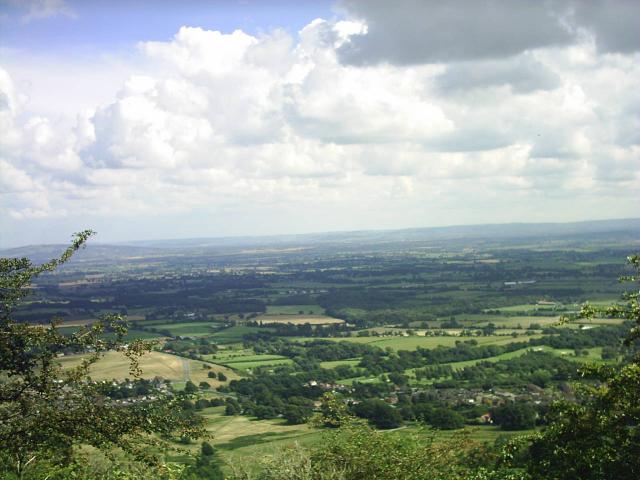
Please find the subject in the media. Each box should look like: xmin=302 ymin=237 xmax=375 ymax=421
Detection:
xmin=479 ymin=413 xmax=493 ymax=424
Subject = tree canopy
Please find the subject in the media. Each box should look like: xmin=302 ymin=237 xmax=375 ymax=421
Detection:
xmin=0 ymin=231 xmax=203 ymax=478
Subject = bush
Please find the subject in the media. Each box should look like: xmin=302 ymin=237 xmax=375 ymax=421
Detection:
xmin=184 ymin=381 xmax=198 ymax=394
xmin=201 ymin=441 xmax=215 ymax=456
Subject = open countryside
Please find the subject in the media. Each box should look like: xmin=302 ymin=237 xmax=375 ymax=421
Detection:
xmin=3 ymin=220 xmax=631 ymax=476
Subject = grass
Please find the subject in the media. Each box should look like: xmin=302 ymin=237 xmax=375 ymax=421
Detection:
xmin=574 ymin=318 xmax=626 ymax=325
xmin=551 ymin=347 xmax=610 ymax=363
xmin=313 ymin=334 xmax=544 ymax=351
xmin=471 ymin=316 xmax=561 ymax=328
xmin=210 ymin=325 xmax=269 ymax=343
xmin=192 ymin=408 xmax=534 ymax=474
xmin=488 ymin=304 xmax=560 ymax=314
xmin=402 ymin=346 xmax=610 ymax=382
xmin=197 ymin=407 xmax=322 ymax=475
xmin=414 ymin=425 xmax=535 ymax=443
xmin=320 ymin=358 xmax=362 ymax=369
xmin=429 ymin=347 xmax=539 ymax=372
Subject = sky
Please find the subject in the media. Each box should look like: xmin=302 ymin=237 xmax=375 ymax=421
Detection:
xmin=0 ymin=0 xmax=639 ymax=248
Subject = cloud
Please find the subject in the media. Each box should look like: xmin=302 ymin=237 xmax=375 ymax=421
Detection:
xmin=1 ymin=14 xmax=639 ymax=243
xmin=336 ymin=0 xmax=640 ymax=65
xmin=336 ymin=0 xmax=574 ymax=65
xmin=20 ymin=0 xmax=76 ymax=23
xmin=436 ymin=54 xmax=561 ymax=94
xmin=571 ymin=0 xmax=640 ymax=54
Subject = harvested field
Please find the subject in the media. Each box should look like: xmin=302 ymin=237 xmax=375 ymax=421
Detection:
xmin=255 ymin=314 xmax=343 ymax=325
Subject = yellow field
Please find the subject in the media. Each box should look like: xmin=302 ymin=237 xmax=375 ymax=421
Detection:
xmin=255 ymin=314 xmax=344 ymax=326
xmin=57 ymin=350 xmax=239 ymax=387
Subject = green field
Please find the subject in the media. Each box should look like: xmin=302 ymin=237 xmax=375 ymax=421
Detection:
xmin=219 ymin=354 xmax=294 ymax=371
xmin=210 ymin=325 xmax=270 ymax=343
xmin=193 ymin=407 xmax=534 ymax=474
xmin=488 ymin=304 xmax=561 ymax=314
xmin=309 ymin=334 xmax=545 ymax=351
xmin=471 ymin=316 xmax=561 ymax=328
xmin=402 ymin=346 xmax=610 ymax=383
xmin=320 ymin=358 xmax=362 ymax=369
xmin=574 ymin=318 xmax=625 ymax=325
xmin=197 ymin=406 xmax=322 ymax=474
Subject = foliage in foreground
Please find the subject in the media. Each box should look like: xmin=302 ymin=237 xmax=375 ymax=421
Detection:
xmin=526 ymin=254 xmax=640 ymax=479
xmin=230 ymin=394 xmax=527 ymax=480
xmin=0 ymin=231 xmax=204 ymax=478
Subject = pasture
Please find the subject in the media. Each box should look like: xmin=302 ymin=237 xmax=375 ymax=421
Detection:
xmin=471 ymin=316 xmax=561 ymax=328
xmin=196 ymin=406 xmax=322 ymax=474
xmin=318 ymin=333 xmax=545 ymax=351
xmin=320 ymin=358 xmax=362 ymax=369
xmin=193 ymin=407 xmax=533 ymax=475
xmin=219 ymin=354 xmax=294 ymax=371
xmin=486 ymin=303 xmax=567 ymax=314
xmin=210 ymin=325 xmax=269 ymax=343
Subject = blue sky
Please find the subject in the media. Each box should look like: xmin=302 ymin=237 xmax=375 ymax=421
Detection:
xmin=1 ymin=1 xmax=337 ymax=52
xmin=0 ymin=0 xmax=638 ymax=248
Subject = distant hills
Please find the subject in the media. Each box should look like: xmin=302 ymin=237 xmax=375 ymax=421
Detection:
xmin=3 ymin=218 xmax=639 ymax=264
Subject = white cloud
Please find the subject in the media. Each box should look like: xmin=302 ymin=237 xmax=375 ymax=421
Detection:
xmin=1 ymin=15 xmax=639 ymax=244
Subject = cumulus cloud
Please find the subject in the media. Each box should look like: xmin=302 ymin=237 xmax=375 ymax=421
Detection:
xmin=1 ymin=11 xmax=639 ymax=242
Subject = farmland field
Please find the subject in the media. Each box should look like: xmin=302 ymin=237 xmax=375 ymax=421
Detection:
xmin=265 ymin=305 xmax=325 ymax=315
xmin=255 ymin=314 xmax=343 ymax=325
xmin=58 ymin=350 xmax=239 ymax=387
xmin=308 ymin=334 xmax=546 ymax=351
xmin=218 ymin=354 xmax=294 ymax=370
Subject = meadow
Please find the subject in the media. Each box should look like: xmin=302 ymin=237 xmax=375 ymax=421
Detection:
xmin=187 ymin=406 xmax=534 ymax=475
